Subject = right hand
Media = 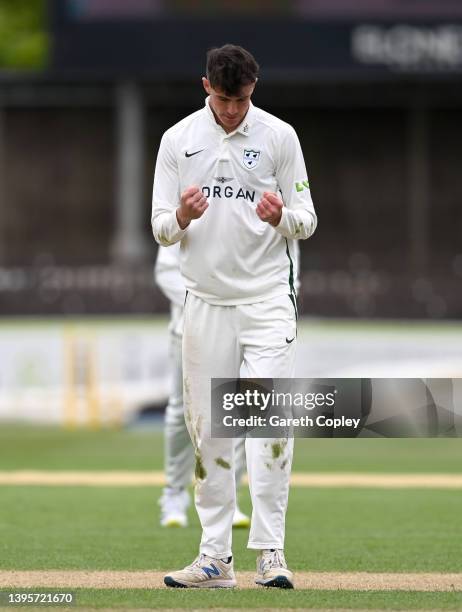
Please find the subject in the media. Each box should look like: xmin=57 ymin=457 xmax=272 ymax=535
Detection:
xmin=176 ymin=185 xmax=208 ymax=229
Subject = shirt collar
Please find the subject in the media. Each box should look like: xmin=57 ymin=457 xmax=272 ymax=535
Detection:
xmin=204 ymin=97 xmax=253 ymax=137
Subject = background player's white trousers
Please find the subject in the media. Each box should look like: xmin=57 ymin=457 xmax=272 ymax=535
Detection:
xmin=183 ymin=293 xmax=297 ymax=559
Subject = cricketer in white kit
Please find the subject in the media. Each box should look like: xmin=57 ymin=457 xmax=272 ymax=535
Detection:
xmin=151 ymin=45 xmax=317 ymax=589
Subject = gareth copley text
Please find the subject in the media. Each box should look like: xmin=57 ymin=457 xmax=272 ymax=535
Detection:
xmin=223 ymin=414 xmax=361 ymax=429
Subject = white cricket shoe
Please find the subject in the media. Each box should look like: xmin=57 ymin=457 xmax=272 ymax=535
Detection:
xmin=158 ymin=487 xmax=190 ymax=527
xmin=164 ymin=554 xmax=236 ymax=588
xmin=255 ymin=549 xmax=294 ymax=589
xmin=232 ymin=506 xmax=250 ymax=528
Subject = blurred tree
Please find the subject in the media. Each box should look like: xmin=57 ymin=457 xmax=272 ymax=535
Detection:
xmin=0 ymin=0 xmax=48 ymax=69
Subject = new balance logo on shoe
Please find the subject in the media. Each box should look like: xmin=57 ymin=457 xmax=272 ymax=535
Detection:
xmin=202 ymin=563 xmax=220 ymax=578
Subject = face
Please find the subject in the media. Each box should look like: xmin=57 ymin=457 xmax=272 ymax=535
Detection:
xmin=202 ymin=77 xmax=256 ymax=133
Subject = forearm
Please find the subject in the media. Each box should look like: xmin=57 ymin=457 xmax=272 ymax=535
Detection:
xmin=274 ymin=207 xmax=317 ymax=240
xmin=151 ymin=208 xmax=187 ymax=246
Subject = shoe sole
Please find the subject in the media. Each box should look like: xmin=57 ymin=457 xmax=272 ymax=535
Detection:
xmin=164 ymin=576 xmax=236 ymax=588
xmin=256 ymin=575 xmax=294 ymax=589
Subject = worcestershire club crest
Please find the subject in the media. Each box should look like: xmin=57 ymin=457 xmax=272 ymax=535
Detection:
xmin=243 ymin=149 xmax=261 ymax=170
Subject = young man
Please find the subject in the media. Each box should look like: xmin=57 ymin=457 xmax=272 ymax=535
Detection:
xmin=155 ymin=243 xmax=250 ymax=528
xmin=152 ymin=44 xmax=317 ymax=589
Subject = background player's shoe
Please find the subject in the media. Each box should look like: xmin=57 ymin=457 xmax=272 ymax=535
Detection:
xmin=159 ymin=487 xmax=189 ymax=527
xmin=232 ymin=506 xmax=250 ymax=528
xmin=164 ymin=554 xmax=236 ymax=588
xmin=255 ymin=549 xmax=294 ymax=589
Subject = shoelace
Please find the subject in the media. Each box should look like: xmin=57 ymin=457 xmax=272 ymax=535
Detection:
xmin=186 ymin=554 xmax=207 ymax=570
xmin=261 ymin=549 xmax=286 ymax=571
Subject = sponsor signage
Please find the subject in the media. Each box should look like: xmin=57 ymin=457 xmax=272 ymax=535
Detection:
xmin=51 ymin=0 xmax=462 ymax=76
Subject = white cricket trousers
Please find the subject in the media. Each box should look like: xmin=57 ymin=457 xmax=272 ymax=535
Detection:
xmin=164 ymin=304 xmax=247 ymax=490
xmin=183 ymin=292 xmax=297 ymax=559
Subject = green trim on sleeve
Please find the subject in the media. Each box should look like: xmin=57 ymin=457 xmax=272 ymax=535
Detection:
xmin=285 ymin=238 xmax=298 ymax=320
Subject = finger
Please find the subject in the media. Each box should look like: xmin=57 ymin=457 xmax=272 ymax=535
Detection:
xmin=256 ymin=203 xmax=269 ymax=217
xmin=265 ymin=192 xmax=282 ymax=206
xmin=196 ymin=202 xmax=209 ymax=216
xmin=193 ymin=194 xmax=207 ymax=207
xmin=258 ymin=198 xmax=271 ymax=210
xmin=190 ymin=190 xmax=204 ymax=204
xmin=183 ymin=187 xmax=200 ymax=202
xmin=186 ymin=196 xmax=202 ymax=209
xmin=196 ymin=194 xmax=208 ymax=206
xmin=256 ymin=206 xmax=270 ymax=221
xmin=196 ymin=198 xmax=208 ymax=211
xmin=258 ymin=201 xmax=273 ymax=216
xmin=256 ymin=205 xmax=266 ymax=218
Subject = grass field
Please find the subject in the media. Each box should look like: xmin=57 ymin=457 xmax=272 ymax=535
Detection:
xmin=1 ymin=425 xmax=462 ymax=609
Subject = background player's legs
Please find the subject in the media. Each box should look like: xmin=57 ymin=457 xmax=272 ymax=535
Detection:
xmin=238 ymin=294 xmax=297 ymax=550
xmin=159 ymin=306 xmax=194 ymax=526
xmin=164 ymin=326 xmax=195 ymax=490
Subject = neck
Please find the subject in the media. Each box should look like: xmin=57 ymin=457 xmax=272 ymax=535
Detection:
xmin=209 ymin=101 xmax=233 ymax=134
xmin=209 ymin=98 xmax=250 ymax=134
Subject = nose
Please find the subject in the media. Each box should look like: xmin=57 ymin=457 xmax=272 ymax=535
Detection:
xmin=226 ymin=101 xmax=238 ymax=116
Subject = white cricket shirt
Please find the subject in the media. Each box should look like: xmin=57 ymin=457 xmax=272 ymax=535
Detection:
xmin=155 ymin=240 xmax=300 ymax=308
xmin=151 ymin=98 xmax=316 ymax=305
xmin=154 ymin=242 xmax=185 ymax=307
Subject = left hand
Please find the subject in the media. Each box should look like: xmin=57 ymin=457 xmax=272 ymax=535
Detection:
xmin=256 ymin=192 xmax=283 ymax=227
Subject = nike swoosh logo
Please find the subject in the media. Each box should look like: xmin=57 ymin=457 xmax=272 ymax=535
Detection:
xmin=286 ymin=337 xmax=295 ymax=344
xmin=185 ymin=149 xmax=204 ymax=158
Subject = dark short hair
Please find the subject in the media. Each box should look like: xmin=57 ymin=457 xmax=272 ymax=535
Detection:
xmin=206 ymin=44 xmax=259 ymax=96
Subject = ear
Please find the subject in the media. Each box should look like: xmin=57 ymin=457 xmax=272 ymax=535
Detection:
xmin=202 ymin=77 xmax=212 ymax=95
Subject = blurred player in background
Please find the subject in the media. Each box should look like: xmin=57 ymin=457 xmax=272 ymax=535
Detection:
xmin=155 ymin=242 xmax=250 ymax=528
xmin=152 ymin=44 xmax=315 ymax=589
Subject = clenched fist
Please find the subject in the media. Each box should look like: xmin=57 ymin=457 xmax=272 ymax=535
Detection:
xmin=256 ymin=192 xmax=283 ymax=227
xmin=176 ymin=185 xmax=209 ymax=229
